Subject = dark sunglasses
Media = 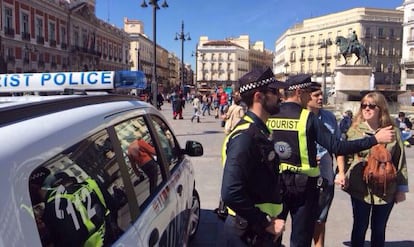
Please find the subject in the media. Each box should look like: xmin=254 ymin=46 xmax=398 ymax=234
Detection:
xmin=361 ymin=103 xmax=378 ymax=110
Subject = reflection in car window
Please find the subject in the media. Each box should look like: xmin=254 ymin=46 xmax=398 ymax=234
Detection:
xmin=114 ymin=116 xmax=162 ymax=208
xmin=150 ymin=115 xmax=180 ymax=172
xmin=28 ymin=130 xmax=130 ymax=247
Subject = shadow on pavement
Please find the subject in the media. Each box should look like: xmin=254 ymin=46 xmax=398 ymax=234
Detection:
xmin=342 ymin=240 xmax=414 ymax=246
xmin=190 ymin=209 xmax=224 ymax=247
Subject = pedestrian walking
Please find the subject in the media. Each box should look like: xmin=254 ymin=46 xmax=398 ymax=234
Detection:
xmin=191 ymin=95 xmax=202 ymax=123
xmin=223 ymin=91 xmax=245 ymax=135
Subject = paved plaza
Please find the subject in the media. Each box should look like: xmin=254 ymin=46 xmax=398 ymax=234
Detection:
xmin=160 ymin=102 xmax=414 ymax=247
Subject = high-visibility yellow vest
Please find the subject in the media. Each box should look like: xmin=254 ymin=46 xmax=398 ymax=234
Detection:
xmin=47 ymin=178 xmax=109 ymax=247
xmin=222 ymin=115 xmax=282 ymax=217
xmin=267 ymin=109 xmax=320 ymax=177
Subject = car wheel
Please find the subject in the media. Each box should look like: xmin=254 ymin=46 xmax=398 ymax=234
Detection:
xmin=188 ymin=189 xmax=200 ymax=240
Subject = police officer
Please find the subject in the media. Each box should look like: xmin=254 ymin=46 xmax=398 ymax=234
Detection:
xmin=268 ymin=74 xmax=395 ymax=247
xmin=220 ymin=68 xmax=287 ymax=246
xmin=43 ymin=173 xmax=110 ymax=247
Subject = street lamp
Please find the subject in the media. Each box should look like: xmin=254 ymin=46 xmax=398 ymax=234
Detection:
xmin=192 ymin=49 xmax=201 ymax=93
xmin=320 ymin=38 xmax=332 ymax=104
xmin=135 ymin=41 xmax=141 ymax=71
xmin=141 ymin=0 xmax=168 ymax=106
xmin=284 ymin=62 xmax=290 ymax=80
xmin=175 ymin=21 xmax=191 ymax=91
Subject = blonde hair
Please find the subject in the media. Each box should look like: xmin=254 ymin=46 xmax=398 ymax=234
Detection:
xmin=351 ymin=92 xmax=395 ymax=128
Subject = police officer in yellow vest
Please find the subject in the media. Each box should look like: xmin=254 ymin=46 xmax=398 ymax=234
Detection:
xmin=220 ymin=68 xmax=287 ymax=246
xmin=43 ymin=172 xmax=110 ymax=247
xmin=268 ymin=74 xmax=396 ymax=247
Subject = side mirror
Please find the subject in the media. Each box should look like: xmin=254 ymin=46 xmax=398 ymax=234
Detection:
xmin=184 ymin=140 xmax=203 ymax=157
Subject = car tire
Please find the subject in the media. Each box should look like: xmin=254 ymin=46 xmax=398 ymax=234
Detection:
xmin=188 ymin=189 xmax=200 ymax=240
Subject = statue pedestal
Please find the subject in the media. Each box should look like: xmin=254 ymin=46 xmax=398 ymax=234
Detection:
xmin=333 ymin=66 xmax=406 ymax=115
xmin=332 ymin=66 xmax=372 ymax=113
xmin=335 ymin=66 xmax=372 ymax=91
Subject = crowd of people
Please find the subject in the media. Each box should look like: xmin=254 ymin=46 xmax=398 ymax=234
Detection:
xmin=218 ymin=67 xmax=409 ymax=247
xmin=150 ymin=69 xmax=411 ymax=246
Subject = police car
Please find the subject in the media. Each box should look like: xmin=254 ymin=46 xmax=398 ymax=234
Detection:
xmin=0 ymin=71 xmax=203 ymax=247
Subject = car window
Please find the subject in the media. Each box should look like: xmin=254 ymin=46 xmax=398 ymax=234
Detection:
xmin=114 ymin=116 xmax=163 ymax=208
xmin=28 ymin=129 xmax=131 ymax=247
xmin=149 ymin=115 xmax=180 ymax=172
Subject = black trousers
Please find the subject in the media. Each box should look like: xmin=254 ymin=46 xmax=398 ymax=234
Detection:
xmin=141 ymin=160 xmax=158 ymax=194
xmin=276 ymin=172 xmax=319 ymax=247
xmin=222 ymin=215 xmax=277 ymax=247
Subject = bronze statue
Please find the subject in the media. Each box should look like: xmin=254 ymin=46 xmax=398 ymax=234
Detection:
xmin=335 ymin=32 xmax=369 ymax=65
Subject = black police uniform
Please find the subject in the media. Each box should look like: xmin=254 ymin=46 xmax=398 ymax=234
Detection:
xmin=268 ymin=75 xmax=379 ymax=247
xmin=221 ymin=111 xmax=283 ymax=246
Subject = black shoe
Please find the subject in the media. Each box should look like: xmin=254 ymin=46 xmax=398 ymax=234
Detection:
xmin=179 ymin=117 xmax=184 ymax=119
xmin=191 ymin=118 xmax=193 ymax=122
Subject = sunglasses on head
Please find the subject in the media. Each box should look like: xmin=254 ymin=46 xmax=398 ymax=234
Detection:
xmin=361 ymin=103 xmax=377 ymax=110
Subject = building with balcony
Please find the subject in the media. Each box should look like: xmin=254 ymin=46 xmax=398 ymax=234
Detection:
xmin=401 ymin=1 xmax=414 ymax=91
xmin=0 ymin=0 xmax=130 ymax=73
xmin=196 ymin=35 xmax=273 ymax=92
xmin=124 ymin=17 xmax=181 ymax=93
xmin=274 ymin=7 xmax=403 ymax=93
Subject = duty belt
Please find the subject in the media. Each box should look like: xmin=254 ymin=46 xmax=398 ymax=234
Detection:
xmin=280 ymin=163 xmax=320 ymax=177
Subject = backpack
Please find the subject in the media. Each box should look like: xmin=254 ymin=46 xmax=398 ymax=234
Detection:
xmin=363 ymin=144 xmax=397 ymax=197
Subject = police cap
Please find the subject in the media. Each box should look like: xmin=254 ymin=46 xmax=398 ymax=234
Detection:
xmin=286 ymin=74 xmax=314 ymax=91
xmin=238 ymin=67 xmax=287 ymax=94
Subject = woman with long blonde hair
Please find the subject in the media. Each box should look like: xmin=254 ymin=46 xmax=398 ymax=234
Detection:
xmin=339 ymin=92 xmax=408 ymax=247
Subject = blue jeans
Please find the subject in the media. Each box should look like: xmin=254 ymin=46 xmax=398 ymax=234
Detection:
xmin=351 ymin=197 xmax=394 ymax=247
xmin=401 ymin=130 xmax=412 ymax=141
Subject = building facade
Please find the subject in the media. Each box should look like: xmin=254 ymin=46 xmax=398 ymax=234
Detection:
xmin=0 ymin=0 xmax=130 ymax=73
xmin=401 ymin=0 xmax=414 ymax=91
xmin=274 ymin=7 xmax=403 ymax=95
xmin=124 ymin=17 xmax=185 ymax=93
xmin=196 ymin=35 xmax=273 ymax=92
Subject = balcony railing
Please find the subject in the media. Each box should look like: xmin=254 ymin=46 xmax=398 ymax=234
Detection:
xmin=36 ymin=36 xmax=44 ymax=45
xmin=61 ymin=43 xmax=67 ymax=50
xmin=49 ymin=39 xmax=57 ymax=47
xmin=7 ymin=55 xmax=15 ymax=63
xmin=21 ymin=32 xmax=31 ymax=41
xmin=4 ymin=27 xmax=15 ymax=37
xmin=38 ymin=60 xmax=45 ymax=67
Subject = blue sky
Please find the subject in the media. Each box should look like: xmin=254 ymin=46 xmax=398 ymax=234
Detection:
xmin=96 ymin=0 xmax=403 ymax=69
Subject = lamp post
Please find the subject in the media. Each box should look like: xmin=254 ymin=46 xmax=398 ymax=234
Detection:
xmin=284 ymin=62 xmax=290 ymax=80
xmin=192 ymin=49 xmax=200 ymax=93
xmin=135 ymin=41 xmax=141 ymax=71
xmin=320 ymin=38 xmax=332 ymax=105
xmin=141 ymin=0 xmax=168 ymax=106
xmin=175 ymin=21 xmax=191 ymax=91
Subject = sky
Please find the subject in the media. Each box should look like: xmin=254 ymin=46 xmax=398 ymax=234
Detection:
xmin=95 ymin=0 xmax=403 ymax=69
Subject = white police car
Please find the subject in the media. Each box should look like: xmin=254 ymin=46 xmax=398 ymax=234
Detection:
xmin=0 ymin=71 xmax=202 ymax=247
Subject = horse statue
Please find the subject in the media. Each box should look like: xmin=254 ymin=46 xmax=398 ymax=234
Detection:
xmin=335 ymin=36 xmax=369 ymax=65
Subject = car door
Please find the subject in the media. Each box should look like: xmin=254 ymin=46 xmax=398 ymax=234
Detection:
xmin=147 ymin=115 xmax=193 ymax=246
xmin=112 ymin=114 xmax=183 ymax=246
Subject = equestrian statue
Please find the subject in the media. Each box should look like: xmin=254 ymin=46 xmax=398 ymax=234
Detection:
xmin=335 ymin=31 xmax=370 ymax=65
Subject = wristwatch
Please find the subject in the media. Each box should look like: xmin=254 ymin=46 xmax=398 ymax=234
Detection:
xmin=266 ymin=214 xmax=272 ymax=223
